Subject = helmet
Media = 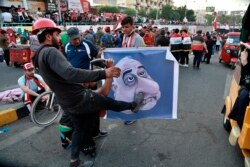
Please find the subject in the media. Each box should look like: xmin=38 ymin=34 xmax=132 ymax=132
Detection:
xmin=32 ymin=18 xmax=61 ymax=35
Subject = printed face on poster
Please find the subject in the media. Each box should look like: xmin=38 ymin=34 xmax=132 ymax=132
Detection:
xmin=102 ymin=48 xmax=179 ymax=121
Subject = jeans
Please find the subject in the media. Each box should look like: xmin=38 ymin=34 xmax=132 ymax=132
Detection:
xmin=193 ymin=51 xmax=203 ymax=67
xmin=62 ymin=89 xmax=135 ymax=160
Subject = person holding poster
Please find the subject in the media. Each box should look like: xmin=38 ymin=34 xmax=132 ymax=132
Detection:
xmin=121 ymin=16 xmax=145 ymax=124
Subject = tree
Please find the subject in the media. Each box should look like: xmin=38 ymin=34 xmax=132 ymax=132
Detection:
xmin=161 ymin=4 xmax=195 ymax=22
xmin=161 ymin=4 xmax=174 ymax=20
xmin=186 ymin=10 xmax=196 ymax=21
xmin=123 ymin=8 xmax=137 ymax=16
xmin=97 ymin=6 xmax=119 ymax=14
xmin=218 ymin=14 xmax=228 ymax=24
xmin=149 ymin=9 xmax=157 ymax=19
xmin=138 ymin=9 xmax=147 ymax=17
xmin=205 ymin=14 xmax=214 ymax=25
xmin=175 ymin=6 xmax=186 ymax=20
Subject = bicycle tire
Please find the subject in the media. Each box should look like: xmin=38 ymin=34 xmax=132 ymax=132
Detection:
xmin=31 ymin=91 xmax=61 ymax=126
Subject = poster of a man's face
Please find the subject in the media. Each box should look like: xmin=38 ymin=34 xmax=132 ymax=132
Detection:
xmin=112 ymin=57 xmax=161 ymax=114
xmin=103 ymin=48 xmax=178 ymax=121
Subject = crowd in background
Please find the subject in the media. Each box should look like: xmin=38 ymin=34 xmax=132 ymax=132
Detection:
xmin=0 ymin=5 xmax=209 ymax=26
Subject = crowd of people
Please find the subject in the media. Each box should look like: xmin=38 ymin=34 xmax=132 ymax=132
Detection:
xmin=0 ymin=5 xmax=215 ymax=27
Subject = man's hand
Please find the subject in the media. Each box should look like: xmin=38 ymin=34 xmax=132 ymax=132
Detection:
xmin=105 ymin=66 xmax=121 ymax=78
xmin=105 ymin=58 xmax=114 ymax=68
xmin=41 ymin=94 xmax=50 ymax=102
xmin=241 ymin=49 xmax=248 ymax=66
xmin=97 ymin=47 xmax=105 ymax=58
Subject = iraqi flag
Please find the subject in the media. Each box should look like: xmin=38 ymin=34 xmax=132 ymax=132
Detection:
xmin=213 ymin=15 xmax=217 ymax=31
xmin=240 ymin=3 xmax=250 ymax=42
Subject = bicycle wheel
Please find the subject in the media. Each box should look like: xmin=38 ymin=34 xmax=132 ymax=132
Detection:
xmin=31 ymin=91 xmax=61 ymax=126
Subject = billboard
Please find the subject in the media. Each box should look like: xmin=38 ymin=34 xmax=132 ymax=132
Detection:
xmin=206 ymin=6 xmax=215 ymax=12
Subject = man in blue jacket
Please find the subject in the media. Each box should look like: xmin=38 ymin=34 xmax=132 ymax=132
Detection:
xmin=65 ymin=27 xmax=100 ymax=69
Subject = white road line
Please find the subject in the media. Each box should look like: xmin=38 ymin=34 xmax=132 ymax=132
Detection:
xmin=0 ymin=126 xmax=43 ymax=150
xmin=224 ymin=74 xmax=232 ymax=99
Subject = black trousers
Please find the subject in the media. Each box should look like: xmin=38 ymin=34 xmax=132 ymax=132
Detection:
xmin=229 ymin=86 xmax=250 ymax=128
xmin=171 ymin=52 xmax=180 ymax=62
xmin=3 ymin=49 xmax=10 ymax=66
xmin=180 ymin=51 xmax=189 ymax=65
xmin=63 ymin=89 xmax=135 ymax=160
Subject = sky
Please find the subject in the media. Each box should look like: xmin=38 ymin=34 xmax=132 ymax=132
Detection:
xmin=173 ymin=0 xmax=249 ymax=11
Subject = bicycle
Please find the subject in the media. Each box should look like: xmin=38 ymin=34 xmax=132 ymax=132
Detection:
xmin=30 ymin=58 xmax=107 ymax=126
xmin=31 ymin=90 xmax=61 ymax=126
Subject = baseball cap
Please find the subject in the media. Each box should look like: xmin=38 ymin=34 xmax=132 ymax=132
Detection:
xmin=67 ymin=27 xmax=80 ymax=39
xmin=23 ymin=63 xmax=34 ymax=71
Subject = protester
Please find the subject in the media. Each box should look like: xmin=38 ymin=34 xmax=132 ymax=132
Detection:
xmin=32 ymin=18 xmax=144 ymax=167
xmin=121 ymin=16 xmax=145 ymax=125
xmin=0 ymin=29 xmax=10 ymax=66
xmin=156 ymin=29 xmax=170 ymax=47
xmin=191 ymin=30 xmax=208 ymax=69
xmin=100 ymin=26 xmax=115 ymax=48
xmin=59 ymin=59 xmax=115 ymax=157
xmin=180 ymin=29 xmax=191 ymax=67
xmin=65 ymin=27 xmax=100 ymax=70
xmin=17 ymin=63 xmax=50 ymax=112
xmin=64 ymin=26 xmax=108 ymax=156
xmin=170 ymin=28 xmax=182 ymax=62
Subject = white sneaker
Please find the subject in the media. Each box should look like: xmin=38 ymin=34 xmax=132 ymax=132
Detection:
xmin=184 ymin=64 xmax=189 ymax=67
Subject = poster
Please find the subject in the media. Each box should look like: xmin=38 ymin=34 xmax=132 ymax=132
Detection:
xmin=102 ymin=47 xmax=179 ymax=121
xmin=68 ymin=0 xmax=90 ymax=13
xmin=46 ymin=0 xmax=57 ymax=12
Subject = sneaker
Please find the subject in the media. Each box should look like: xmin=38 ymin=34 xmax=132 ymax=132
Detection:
xmin=184 ymin=64 xmax=189 ymax=67
xmin=70 ymin=159 xmax=94 ymax=167
xmin=131 ymin=92 xmax=144 ymax=113
xmin=124 ymin=120 xmax=137 ymax=125
xmin=93 ymin=130 xmax=108 ymax=139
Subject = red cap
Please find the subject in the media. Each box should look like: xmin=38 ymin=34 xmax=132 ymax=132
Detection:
xmin=23 ymin=63 xmax=34 ymax=70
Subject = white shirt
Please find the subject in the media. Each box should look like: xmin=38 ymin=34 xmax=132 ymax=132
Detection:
xmin=1 ymin=12 xmax=12 ymax=22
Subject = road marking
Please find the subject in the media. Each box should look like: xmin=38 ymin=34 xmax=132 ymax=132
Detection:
xmin=224 ymin=74 xmax=232 ymax=99
xmin=0 ymin=126 xmax=43 ymax=150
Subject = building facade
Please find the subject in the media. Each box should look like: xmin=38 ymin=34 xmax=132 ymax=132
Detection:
xmin=0 ymin=0 xmax=174 ymax=13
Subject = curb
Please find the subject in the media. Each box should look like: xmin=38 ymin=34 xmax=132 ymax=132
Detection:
xmin=0 ymin=106 xmax=29 ymax=126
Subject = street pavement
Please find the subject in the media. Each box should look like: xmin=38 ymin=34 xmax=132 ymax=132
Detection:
xmin=0 ymin=62 xmax=23 ymax=111
xmin=0 ymin=53 xmax=245 ymax=167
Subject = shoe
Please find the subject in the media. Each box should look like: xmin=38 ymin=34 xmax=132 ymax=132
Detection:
xmin=183 ymin=64 xmax=189 ymax=67
xmin=70 ymin=159 xmax=94 ymax=167
xmin=132 ymin=92 xmax=144 ymax=113
xmin=93 ymin=130 xmax=108 ymax=139
xmin=124 ymin=120 xmax=137 ymax=125
xmin=81 ymin=146 xmax=96 ymax=158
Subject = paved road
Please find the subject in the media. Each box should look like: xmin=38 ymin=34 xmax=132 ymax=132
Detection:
xmin=0 ymin=53 xmax=244 ymax=167
xmin=0 ymin=62 xmax=23 ymax=110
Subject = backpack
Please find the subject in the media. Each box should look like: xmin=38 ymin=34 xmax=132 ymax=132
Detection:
xmin=102 ymin=34 xmax=114 ymax=48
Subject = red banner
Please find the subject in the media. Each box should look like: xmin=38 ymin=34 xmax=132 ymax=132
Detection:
xmin=80 ymin=0 xmax=90 ymax=13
